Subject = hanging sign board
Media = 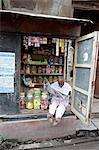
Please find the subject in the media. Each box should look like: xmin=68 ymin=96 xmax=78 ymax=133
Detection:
xmin=0 ymin=52 xmax=15 ymax=93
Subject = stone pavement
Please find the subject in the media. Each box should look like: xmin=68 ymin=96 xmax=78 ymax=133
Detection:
xmin=0 ymin=115 xmax=99 ymax=142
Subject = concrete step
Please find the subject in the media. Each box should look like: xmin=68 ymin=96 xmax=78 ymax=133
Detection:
xmin=0 ymin=116 xmax=76 ymax=142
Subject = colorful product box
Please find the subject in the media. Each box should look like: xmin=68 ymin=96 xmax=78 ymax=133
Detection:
xmin=33 ymin=98 xmax=41 ymax=110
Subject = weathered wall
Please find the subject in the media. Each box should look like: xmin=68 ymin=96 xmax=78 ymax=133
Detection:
xmin=72 ymin=0 xmax=99 ymax=10
xmin=0 ymin=32 xmax=21 ymax=115
xmin=3 ymin=0 xmax=73 ymax=17
xmin=0 ymin=0 xmax=2 ymax=9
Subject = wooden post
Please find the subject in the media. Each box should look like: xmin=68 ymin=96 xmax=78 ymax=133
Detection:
xmin=64 ymin=40 xmax=67 ymax=81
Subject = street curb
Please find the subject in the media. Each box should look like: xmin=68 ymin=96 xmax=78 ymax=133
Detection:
xmin=19 ymin=136 xmax=99 ymax=149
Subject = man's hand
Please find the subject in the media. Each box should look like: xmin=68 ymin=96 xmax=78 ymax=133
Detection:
xmin=53 ymin=91 xmax=59 ymax=96
xmin=44 ymin=77 xmax=50 ymax=84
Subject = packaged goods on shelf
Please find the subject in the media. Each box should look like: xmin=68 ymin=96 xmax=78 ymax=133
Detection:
xmin=38 ymin=66 xmax=42 ymax=73
xmin=23 ymin=77 xmax=32 ymax=87
xmin=56 ymin=39 xmax=59 ymax=56
xmin=53 ymin=76 xmax=58 ymax=82
xmin=61 ymin=39 xmax=65 ymax=53
xmin=22 ymin=54 xmax=28 ymax=63
xmin=54 ymin=57 xmax=58 ymax=64
xmin=34 ymin=98 xmax=41 ymax=109
xmin=31 ymin=66 xmax=37 ymax=74
xmin=41 ymin=100 xmax=48 ymax=110
xmin=26 ymin=65 xmax=30 ymax=74
xmin=33 ymin=76 xmax=37 ymax=83
xmin=42 ymin=37 xmax=47 ymax=44
xmin=38 ymin=76 xmax=43 ymax=84
xmin=41 ymin=91 xmax=48 ymax=110
xmin=34 ymin=88 xmax=41 ymax=95
xmin=49 ymin=76 xmax=53 ymax=83
xmin=27 ymin=54 xmax=31 ymax=63
xmin=59 ymin=56 xmax=63 ymax=64
xmin=20 ymin=92 xmax=26 ymax=109
xmin=42 ymin=67 xmax=46 ymax=74
xmin=46 ymin=65 xmax=50 ymax=74
xmin=48 ymin=56 xmax=54 ymax=65
xmin=26 ymin=90 xmax=34 ymax=109
xmin=23 ymin=36 xmax=28 ymax=49
xmin=28 ymin=36 xmax=34 ymax=46
xmin=55 ymin=67 xmax=58 ymax=73
xmin=20 ymin=35 xmax=65 ymax=112
xmin=50 ymin=66 xmax=55 ymax=73
xmin=26 ymin=101 xmax=33 ymax=109
xmin=33 ymin=88 xmax=41 ymax=109
xmin=58 ymin=66 xmax=62 ymax=73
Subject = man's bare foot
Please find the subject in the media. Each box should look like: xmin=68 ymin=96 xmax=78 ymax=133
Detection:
xmin=52 ymin=118 xmax=61 ymax=126
xmin=47 ymin=113 xmax=54 ymax=123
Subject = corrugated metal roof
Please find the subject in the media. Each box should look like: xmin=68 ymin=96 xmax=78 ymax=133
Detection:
xmin=0 ymin=9 xmax=93 ymax=24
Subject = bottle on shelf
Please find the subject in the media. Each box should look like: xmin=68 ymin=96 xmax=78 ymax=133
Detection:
xmin=58 ymin=66 xmax=62 ymax=73
xmin=53 ymin=76 xmax=58 ymax=82
xmin=26 ymin=65 xmax=30 ymax=74
xmin=41 ymin=91 xmax=48 ymax=110
xmin=33 ymin=88 xmax=41 ymax=110
xmin=32 ymin=66 xmax=37 ymax=74
xmin=38 ymin=76 xmax=43 ymax=84
xmin=46 ymin=65 xmax=50 ymax=74
xmin=59 ymin=56 xmax=63 ymax=64
xmin=33 ymin=76 xmax=37 ymax=83
xmin=20 ymin=92 xmax=26 ymax=109
xmin=38 ymin=66 xmax=42 ymax=74
xmin=49 ymin=76 xmax=53 ymax=83
xmin=48 ymin=56 xmax=54 ymax=65
xmin=50 ymin=66 xmax=55 ymax=73
xmin=42 ymin=67 xmax=46 ymax=74
xmin=55 ymin=67 xmax=58 ymax=73
xmin=26 ymin=90 xmax=34 ymax=109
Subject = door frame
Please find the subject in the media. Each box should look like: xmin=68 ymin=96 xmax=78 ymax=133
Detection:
xmin=71 ymin=31 xmax=99 ymax=124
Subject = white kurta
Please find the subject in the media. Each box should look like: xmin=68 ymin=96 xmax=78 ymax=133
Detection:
xmin=48 ymin=82 xmax=72 ymax=119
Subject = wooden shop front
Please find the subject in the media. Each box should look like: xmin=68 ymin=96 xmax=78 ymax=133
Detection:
xmin=0 ymin=10 xmax=98 ymax=125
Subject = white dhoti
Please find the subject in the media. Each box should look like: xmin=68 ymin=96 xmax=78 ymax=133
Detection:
xmin=49 ymin=96 xmax=69 ymax=119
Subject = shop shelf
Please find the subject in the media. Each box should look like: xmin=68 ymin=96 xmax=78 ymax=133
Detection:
xmin=21 ymin=73 xmax=63 ymax=76
xmin=22 ymin=63 xmax=64 ymax=66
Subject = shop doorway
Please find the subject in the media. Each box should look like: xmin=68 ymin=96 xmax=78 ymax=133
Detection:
xmin=19 ymin=35 xmax=74 ymax=115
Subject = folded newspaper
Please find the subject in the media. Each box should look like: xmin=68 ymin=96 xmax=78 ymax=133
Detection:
xmin=45 ymin=81 xmax=67 ymax=99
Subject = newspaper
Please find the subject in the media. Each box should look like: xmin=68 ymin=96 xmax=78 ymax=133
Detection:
xmin=45 ymin=82 xmax=67 ymax=99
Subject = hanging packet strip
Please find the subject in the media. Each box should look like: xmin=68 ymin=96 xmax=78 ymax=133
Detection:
xmin=28 ymin=36 xmax=34 ymax=46
xmin=61 ymin=39 xmax=65 ymax=53
xmin=59 ymin=39 xmax=62 ymax=47
xmin=56 ymin=39 xmax=59 ymax=56
xmin=23 ymin=36 xmax=28 ymax=48
xmin=34 ymin=37 xmax=40 ymax=47
xmin=52 ymin=38 xmax=57 ymax=43
xmin=42 ymin=37 xmax=47 ymax=44
xmin=39 ymin=37 xmax=43 ymax=44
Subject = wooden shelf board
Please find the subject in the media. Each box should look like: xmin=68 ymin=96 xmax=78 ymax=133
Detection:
xmin=22 ymin=63 xmax=64 ymax=66
xmin=21 ymin=73 xmax=63 ymax=76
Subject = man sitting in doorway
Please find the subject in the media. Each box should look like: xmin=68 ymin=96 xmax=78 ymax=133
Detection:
xmin=46 ymin=76 xmax=72 ymax=126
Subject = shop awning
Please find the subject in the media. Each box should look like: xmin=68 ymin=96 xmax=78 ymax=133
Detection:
xmin=0 ymin=9 xmax=93 ymax=24
xmin=0 ymin=10 xmax=93 ymax=38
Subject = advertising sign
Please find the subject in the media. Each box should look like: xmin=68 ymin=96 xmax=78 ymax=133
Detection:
xmin=0 ymin=52 xmax=15 ymax=93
